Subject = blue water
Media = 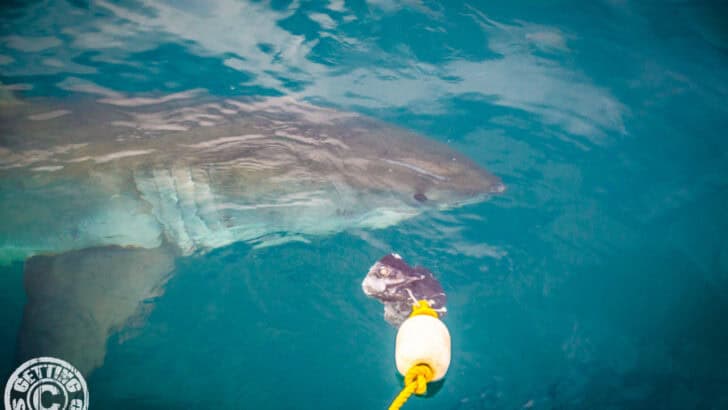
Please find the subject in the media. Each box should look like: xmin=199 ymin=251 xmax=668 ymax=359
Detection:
xmin=1 ymin=1 xmax=727 ymax=409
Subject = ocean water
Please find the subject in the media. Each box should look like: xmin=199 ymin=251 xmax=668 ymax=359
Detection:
xmin=1 ymin=1 xmax=727 ymax=409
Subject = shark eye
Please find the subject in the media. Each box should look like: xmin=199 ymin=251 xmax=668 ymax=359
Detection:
xmin=414 ymin=193 xmax=428 ymax=203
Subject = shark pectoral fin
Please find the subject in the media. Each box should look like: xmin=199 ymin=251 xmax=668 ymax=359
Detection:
xmin=16 ymin=245 xmax=175 ymax=376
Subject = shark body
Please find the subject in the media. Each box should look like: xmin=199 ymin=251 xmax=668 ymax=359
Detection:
xmin=0 ymin=94 xmax=503 ymax=374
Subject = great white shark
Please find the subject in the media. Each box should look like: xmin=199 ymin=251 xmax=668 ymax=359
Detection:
xmin=0 ymin=93 xmax=504 ymax=375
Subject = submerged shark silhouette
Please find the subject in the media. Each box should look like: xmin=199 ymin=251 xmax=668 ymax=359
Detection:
xmin=1 ymin=94 xmax=504 ymax=374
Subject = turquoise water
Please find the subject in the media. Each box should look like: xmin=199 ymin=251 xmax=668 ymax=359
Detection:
xmin=1 ymin=1 xmax=727 ymax=409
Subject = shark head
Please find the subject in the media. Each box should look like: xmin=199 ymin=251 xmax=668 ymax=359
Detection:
xmin=376 ymin=153 xmax=504 ymax=210
xmin=336 ymin=122 xmax=505 ymax=216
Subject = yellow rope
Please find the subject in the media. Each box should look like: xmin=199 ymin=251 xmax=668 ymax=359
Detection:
xmin=387 ymin=300 xmax=438 ymax=410
xmin=388 ymin=364 xmax=434 ymax=410
xmin=409 ymin=300 xmax=438 ymax=319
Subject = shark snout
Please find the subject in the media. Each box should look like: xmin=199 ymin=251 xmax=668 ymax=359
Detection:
xmin=490 ymin=182 xmax=506 ymax=194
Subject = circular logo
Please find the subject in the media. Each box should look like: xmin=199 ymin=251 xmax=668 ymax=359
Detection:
xmin=4 ymin=357 xmax=88 ymax=410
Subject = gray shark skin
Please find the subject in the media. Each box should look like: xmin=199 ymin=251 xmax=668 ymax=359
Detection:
xmin=1 ymin=94 xmax=503 ymax=375
xmin=1 ymin=96 xmax=504 ymax=262
xmin=362 ymin=253 xmax=447 ymax=326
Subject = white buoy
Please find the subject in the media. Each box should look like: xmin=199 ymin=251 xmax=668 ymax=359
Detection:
xmin=395 ymin=314 xmax=451 ymax=381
